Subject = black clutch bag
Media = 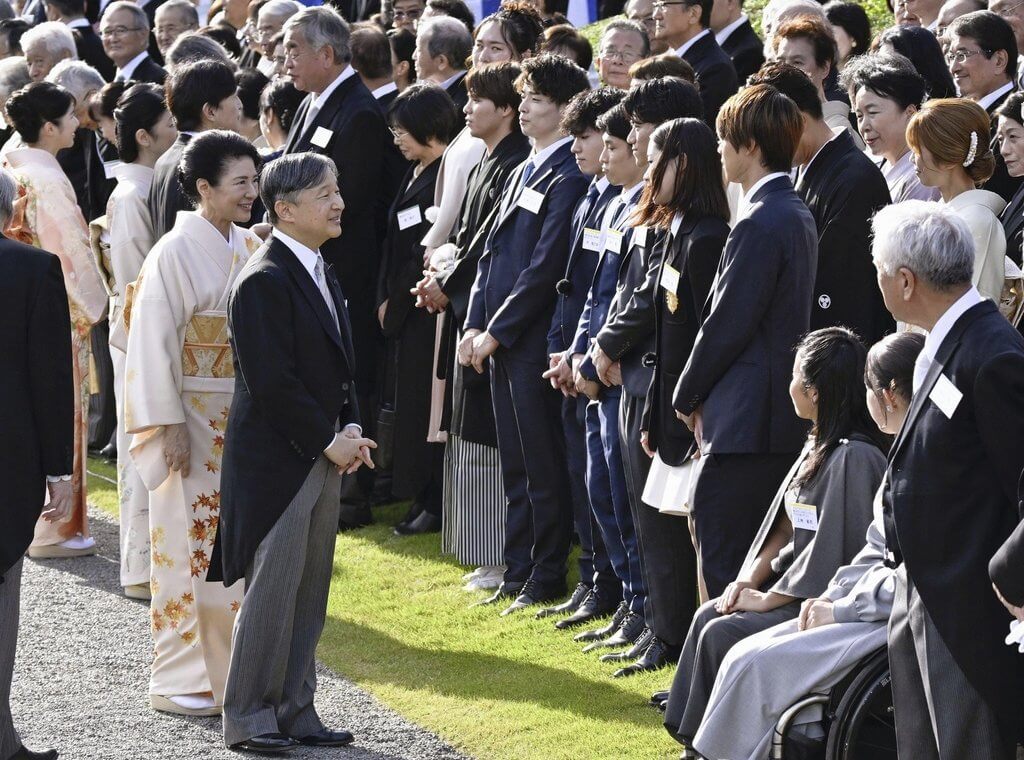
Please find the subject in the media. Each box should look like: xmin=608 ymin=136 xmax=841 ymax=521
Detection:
xmin=373 ymin=403 xmax=395 ymax=470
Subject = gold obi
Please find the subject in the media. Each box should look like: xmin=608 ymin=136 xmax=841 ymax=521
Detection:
xmin=182 ymin=314 xmax=234 ymax=379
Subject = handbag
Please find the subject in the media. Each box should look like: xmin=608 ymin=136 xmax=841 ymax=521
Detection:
xmin=373 ymin=402 xmax=395 ymax=470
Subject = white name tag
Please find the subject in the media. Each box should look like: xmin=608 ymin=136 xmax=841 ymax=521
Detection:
xmin=517 ymin=186 xmax=545 ymax=214
xmin=397 ymin=205 xmax=422 ymax=230
xmin=311 ymin=126 xmax=333 ymax=148
xmin=929 ymin=373 xmax=963 ymax=419
xmin=582 ymin=227 xmax=603 ymax=252
xmin=605 ymin=229 xmax=623 ymax=253
xmin=633 ymin=225 xmax=648 ymax=248
xmin=790 ymin=502 xmax=819 ymax=532
xmin=660 ymin=262 xmax=680 ymax=293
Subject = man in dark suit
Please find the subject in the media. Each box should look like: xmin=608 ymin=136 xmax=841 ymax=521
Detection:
xmin=674 ymin=84 xmax=816 ymax=598
xmin=153 ymin=0 xmax=199 ymax=60
xmin=460 ymin=54 xmax=590 ymax=615
xmin=754 ymin=63 xmax=894 ymax=345
xmin=101 ymin=1 xmax=166 ymax=83
xmin=43 ymin=0 xmax=116 ymax=80
xmin=870 ymin=201 xmax=1024 ymax=760
xmin=710 ymin=0 xmax=762 ymax=83
xmin=0 ymin=168 xmax=74 ymax=760
xmin=413 ymin=15 xmax=470 ymax=121
xmin=350 ymin=24 xmax=399 ymax=111
xmin=653 ymin=0 xmax=737 ymax=127
xmin=148 ymin=60 xmax=241 ymax=239
xmin=213 ymin=154 xmax=375 ymax=756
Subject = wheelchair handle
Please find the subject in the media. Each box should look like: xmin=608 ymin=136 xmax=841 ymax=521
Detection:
xmin=771 ymin=694 xmax=830 ymax=759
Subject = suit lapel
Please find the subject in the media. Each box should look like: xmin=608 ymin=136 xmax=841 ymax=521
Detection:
xmin=496 ymin=162 xmax=558 ymax=229
xmin=285 ymin=96 xmax=312 ymax=153
xmin=288 ymin=76 xmax=360 ymax=153
xmin=271 ymin=237 xmax=346 ymax=353
xmin=324 ymin=265 xmax=356 ymax=372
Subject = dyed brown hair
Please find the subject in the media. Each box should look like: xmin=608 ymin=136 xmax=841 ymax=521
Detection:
xmin=716 ymin=83 xmax=803 ymax=173
xmin=906 ymin=97 xmax=995 ymax=186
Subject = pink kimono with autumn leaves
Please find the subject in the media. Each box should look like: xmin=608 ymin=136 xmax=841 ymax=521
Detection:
xmin=123 ymin=211 xmax=258 ymax=702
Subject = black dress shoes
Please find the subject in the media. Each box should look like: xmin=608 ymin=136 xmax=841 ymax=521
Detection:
xmin=98 ymin=442 xmax=117 ymax=461
xmin=229 ymin=733 xmax=299 ymax=754
xmin=555 ymin=588 xmax=621 ymax=629
xmin=535 ymin=582 xmax=589 ymax=619
xmin=649 ymin=690 xmax=670 ymax=708
xmin=393 ymin=511 xmax=441 ymax=535
xmin=574 ymin=601 xmax=627 ymax=642
xmin=296 ymin=728 xmax=355 ymax=747
xmin=600 ymin=626 xmax=653 ymax=662
xmin=473 ymin=582 xmax=522 ymax=607
xmin=582 ymin=610 xmax=645 ymax=652
xmin=613 ymin=636 xmax=681 ymax=678
xmin=338 ymin=500 xmax=373 ymax=532
xmin=500 ymin=579 xmax=566 ymax=616
xmin=7 ymin=745 xmax=58 ymax=760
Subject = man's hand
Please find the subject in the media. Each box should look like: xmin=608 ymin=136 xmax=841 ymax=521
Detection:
xmin=458 ymin=328 xmax=480 ymax=367
xmin=676 ymin=406 xmax=704 ymax=450
xmin=325 ymin=431 xmax=377 ymax=473
xmin=592 ymin=343 xmax=614 ymax=386
xmin=575 ymin=374 xmax=601 ymax=400
xmin=715 ymin=580 xmax=758 ymax=614
xmin=40 ymin=479 xmax=72 ymax=523
xmin=341 ymin=425 xmax=375 ymax=474
xmin=605 ymin=361 xmax=623 ymax=387
xmin=163 ymin=422 xmax=191 ymax=478
xmin=377 ymin=300 xmax=388 ymax=328
xmin=798 ymin=597 xmax=837 ymax=631
xmin=416 ymin=276 xmax=449 ymax=312
xmin=994 ymin=583 xmax=1024 ymax=622
xmin=728 ymin=588 xmax=776 ymax=613
xmin=470 ymin=331 xmax=499 ymax=373
xmin=542 ymin=353 xmax=574 ymax=396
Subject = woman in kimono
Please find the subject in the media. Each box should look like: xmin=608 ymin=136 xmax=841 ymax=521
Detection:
xmin=843 ymin=52 xmax=939 ymax=203
xmin=376 ymin=83 xmax=460 ymax=534
xmin=688 ymin=332 xmax=924 ymax=760
xmin=3 ymin=82 xmax=106 ymax=558
xmin=907 ymin=98 xmax=1007 ymax=304
xmin=123 ymin=130 xmax=261 ymax=717
xmin=106 ymin=82 xmax=178 ymax=599
xmin=662 ymin=327 xmax=888 ymax=752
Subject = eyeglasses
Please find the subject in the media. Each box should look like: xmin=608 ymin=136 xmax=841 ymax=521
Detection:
xmin=651 ymin=1 xmax=691 ymax=10
xmin=994 ymin=0 xmax=1024 ymax=18
xmin=600 ymin=48 xmax=642 ymax=62
xmin=944 ymin=47 xmax=991 ymax=64
xmin=389 ymin=127 xmax=409 ymax=139
xmin=100 ymin=25 xmax=144 ymax=37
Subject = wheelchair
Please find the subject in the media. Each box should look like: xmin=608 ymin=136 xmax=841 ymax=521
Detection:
xmin=770 ymin=647 xmax=897 ymax=760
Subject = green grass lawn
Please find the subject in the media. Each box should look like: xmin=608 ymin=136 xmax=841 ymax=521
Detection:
xmin=87 ymin=457 xmax=680 ymax=759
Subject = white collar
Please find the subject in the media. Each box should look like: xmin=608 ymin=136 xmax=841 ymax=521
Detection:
xmin=371 ymin=81 xmax=397 ymax=99
xmin=802 ymin=128 xmax=844 ymax=175
xmin=528 ymin=135 xmax=572 ymax=174
xmin=621 ymin=179 xmax=644 ymax=202
xmin=715 ymin=14 xmax=747 ymax=46
xmin=925 ymin=17 xmax=938 ymax=32
xmin=674 ymin=28 xmax=711 ymax=58
xmin=670 ymin=210 xmax=685 ymax=237
xmin=440 ymin=70 xmax=465 ymax=90
xmin=116 ymin=50 xmax=149 ymax=80
xmin=977 ymin=81 xmax=1015 ymax=112
xmin=312 ymin=65 xmax=356 ymax=111
xmin=915 ymin=286 xmax=984 ymax=392
xmin=65 ymin=17 xmax=89 ymax=27
xmin=594 ymin=175 xmax=611 ymax=194
xmin=273 ymin=227 xmax=322 ymax=281
xmin=740 ymin=171 xmax=788 ymax=212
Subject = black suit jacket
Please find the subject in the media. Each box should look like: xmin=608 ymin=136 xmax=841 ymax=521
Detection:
xmin=74 ymin=25 xmax=115 ymax=81
xmin=1000 ymin=181 xmax=1024 ymax=266
xmin=642 ymin=214 xmax=728 ymax=465
xmin=718 ymin=18 xmax=764 ymax=84
xmin=128 ymin=54 xmax=168 ymax=85
xmin=984 ymin=89 xmax=1023 ymax=203
xmin=674 ymin=175 xmax=816 ymax=454
xmin=883 ymin=299 xmax=1024 ymax=725
xmin=212 ymin=236 xmax=359 ymax=586
xmin=148 ymin=132 xmax=190 ymax=240
xmin=681 ymin=31 xmax=739 ymax=129
xmin=445 ymin=71 xmax=468 ymax=127
xmin=796 ymin=130 xmax=894 ymax=345
xmin=0 ymin=240 xmax=73 ymax=579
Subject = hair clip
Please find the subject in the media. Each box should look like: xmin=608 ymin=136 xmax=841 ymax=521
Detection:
xmin=963 ymin=130 xmax=978 ymax=167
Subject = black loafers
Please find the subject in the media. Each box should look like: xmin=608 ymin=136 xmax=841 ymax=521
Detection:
xmin=229 ymin=733 xmax=299 ymax=754
xmin=7 ymin=745 xmax=58 ymax=760
xmin=296 ymin=728 xmax=355 ymax=747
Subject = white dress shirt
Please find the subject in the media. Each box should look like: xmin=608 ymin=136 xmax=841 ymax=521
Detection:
xmin=715 ymin=14 xmax=748 ymax=46
xmin=528 ymin=135 xmax=573 ymax=174
xmin=977 ymin=81 xmax=1015 ymax=113
xmin=371 ymin=81 xmax=398 ymax=100
xmin=674 ymin=28 xmax=711 ymax=58
xmin=738 ymin=171 xmax=788 ymax=217
xmin=311 ymin=65 xmax=357 ymax=111
xmin=912 ymin=286 xmax=984 ymax=393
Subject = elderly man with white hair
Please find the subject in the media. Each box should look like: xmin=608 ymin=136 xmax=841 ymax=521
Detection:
xmin=870 ymin=200 xmax=1024 ymax=760
xmin=255 ymin=0 xmax=302 ymax=64
xmin=413 ymin=15 xmax=471 ymax=114
xmin=100 ymin=0 xmax=166 ymax=83
xmin=21 ymin=20 xmax=75 ymax=82
xmin=154 ymin=0 xmax=199 ymax=57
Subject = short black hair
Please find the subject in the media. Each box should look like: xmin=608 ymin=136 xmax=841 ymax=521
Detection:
xmin=873 ymin=25 xmax=955 ymax=99
xmin=90 ymin=78 xmax=130 ymax=122
xmin=387 ymin=26 xmax=415 ymax=70
xmin=166 ymin=59 xmax=237 ymax=132
xmin=560 ymin=86 xmax=623 ymax=136
xmin=948 ymin=10 xmax=1018 ymax=83
xmin=824 ymin=1 xmax=871 ymax=58
xmin=388 ymin=81 xmax=461 ymax=146
xmin=427 ymin=0 xmax=475 ymax=35
xmin=477 ymin=0 xmax=544 ymax=59
xmin=596 ymin=101 xmax=631 ymax=141
xmin=542 ymin=24 xmax=592 ymax=70
xmin=514 ymin=53 xmax=590 ymax=107
xmin=0 ymin=19 xmax=32 ymax=56
xmin=259 ymin=77 xmax=305 ymax=134
xmin=198 ymin=24 xmax=242 ymax=58
xmin=465 ymin=60 xmax=522 ymax=112
xmin=749 ymin=61 xmax=824 ymax=120
xmin=5 ymin=81 xmax=74 ymax=143
xmin=177 ymin=129 xmax=261 ymax=204
xmin=114 ymin=82 xmax=167 ymax=163
xmin=684 ymin=0 xmax=712 ymax=29
xmin=997 ymin=89 xmax=1024 ymax=124
xmin=840 ymin=52 xmax=926 ymax=111
xmin=622 ymin=76 xmax=703 ymax=125
xmin=350 ymin=25 xmax=392 ymax=79
xmin=43 ymin=0 xmax=86 ymax=17
xmin=235 ymin=68 xmax=268 ymax=122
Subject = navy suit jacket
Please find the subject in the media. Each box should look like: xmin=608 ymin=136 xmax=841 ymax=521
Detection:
xmin=682 ymin=31 xmax=739 ymax=129
xmin=466 ymin=141 xmax=589 ymax=360
xmin=674 ymin=175 xmax=816 ymax=454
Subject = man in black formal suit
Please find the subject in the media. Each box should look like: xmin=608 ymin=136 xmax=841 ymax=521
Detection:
xmin=754 ymin=63 xmax=894 ymax=345
xmin=709 ymin=0 xmax=762 ymax=83
xmin=148 ymin=59 xmax=241 ymax=239
xmin=0 ymin=168 xmax=73 ymax=760
xmin=101 ymin=1 xmax=166 ymax=83
xmin=213 ymin=154 xmax=374 ymax=756
xmin=350 ymin=24 xmax=399 ymax=110
xmin=153 ymin=0 xmax=199 ymax=59
xmin=413 ymin=15 xmax=470 ymax=121
xmin=674 ymin=84 xmax=816 ymax=598
xmin=43 ymin=0 xmax=116 ymax=80
xmin=653 ymin=0 xmax=737 ymax=127
xmin=870 ymin=201 xmax=1024 ymax=760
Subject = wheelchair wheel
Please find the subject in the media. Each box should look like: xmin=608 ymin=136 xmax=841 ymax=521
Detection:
xmin=825 ymin=648 xmax=897 ymax=760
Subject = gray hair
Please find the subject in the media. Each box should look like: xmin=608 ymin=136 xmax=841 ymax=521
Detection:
xmin=21 ymin=21 xmax=77 ymax=60
xmin=0 ymin=166 xmax=16 ymax=227
xmin=762 ymin=0 xmax=825 ymax=54
xmin=102 ymin=0 xmax=150 ymax=30
xmin=261 ymin=152 xmax=337 ymax=225
xmin=165 ymin=31 xmax=234 ymax=71
xmin=871 ymin=201 xmax=974 ymax=290
xmin=0 ymin=57 xmax=30 ymax=102
xmin=156 ymin=0 xmax=199 ymax=28
xmin=418 ymin=16 xmax=471 ymax=70
xmin=259 ymin=0 xmax=303 ymax=23
xmin=600 ymin=18 xmax=650 ymax=58
xmin=285 ymin=6 xmax=351 ymax=65
xmin=46 ymin=59 xmax=104 ymax=102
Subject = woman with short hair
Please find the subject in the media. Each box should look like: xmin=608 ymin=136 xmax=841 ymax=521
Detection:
xmin=995 ymin=91 xmax=1024 ymax=264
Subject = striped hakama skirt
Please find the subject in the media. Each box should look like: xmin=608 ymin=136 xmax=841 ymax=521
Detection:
xmin=441 ymin=434 xmax=505 ymax=567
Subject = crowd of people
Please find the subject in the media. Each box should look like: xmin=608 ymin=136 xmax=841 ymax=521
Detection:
xmin=2 ymin=0 xmax=1024 ymax=756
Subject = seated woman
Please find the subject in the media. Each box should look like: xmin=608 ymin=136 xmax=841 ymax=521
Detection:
xmin=688 ymin=331 xmax=924 ymax=760
xmin=663 ymin=327 xmax=888 ymax=751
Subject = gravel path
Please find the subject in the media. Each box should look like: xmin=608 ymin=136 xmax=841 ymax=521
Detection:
xmin=11 ymin=507 xmax=468 ymax=760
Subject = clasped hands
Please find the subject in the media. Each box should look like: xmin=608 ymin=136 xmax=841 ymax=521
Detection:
xmin=541 ymin=343 xmax=622 ymax=400
xmin=457 ymin=328 xmax=499 ymax=373
xmin=325 ymin=425 xmax=376 ymax=475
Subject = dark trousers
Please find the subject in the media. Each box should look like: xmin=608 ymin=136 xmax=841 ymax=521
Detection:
xmin=586 ymin=392 xmax=644 ymax=611
xmin=88 ymin=319 xmax=116 ymax=449
xmin=562 ymin=394 xmax=613 ymax=592
xmin=620 ymin=390 xmax=696 ymax=644
xmin=490 ymin=353 xmax=572 ymax=590
xmin=690 ymin=452 xmax=796 ymax=598
xmin=0 ymin=560 xmax=22 ymax=758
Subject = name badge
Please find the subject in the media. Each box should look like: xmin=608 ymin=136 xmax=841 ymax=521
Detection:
xmin=660 ymin=262 xmax=680 ymax=293
xmin=929 ymin=373 xmax=963 ymax=419
xmin=633 ymin=225 xmax=648 ymax=248
xmin=605 ymin=229 xmax=623 ymax=253
xmin=517 ymin=186 xmax=545 ymax=214
xmin=397 ymin=205 xmax=422 ymax=230
xmin=582 ymin=227 xmax=603 ymax=252
xmin=789 ymin=502 xmax=819 ymax=532
xmin=311 ymin=126 xmax=333 ymax=149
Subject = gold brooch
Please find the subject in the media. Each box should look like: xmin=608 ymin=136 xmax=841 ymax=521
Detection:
xmin=666 ymin=291 xmax=679 ymax=314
